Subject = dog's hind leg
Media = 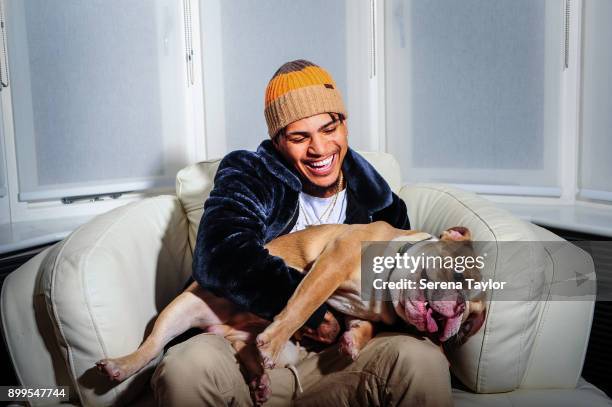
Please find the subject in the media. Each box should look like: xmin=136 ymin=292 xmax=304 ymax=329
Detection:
xmin=96 ymin=281 xmax=240 ymax=382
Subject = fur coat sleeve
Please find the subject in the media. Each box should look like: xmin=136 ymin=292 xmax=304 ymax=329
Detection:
xmin=191 ymin=150 xmax=328 ymax=328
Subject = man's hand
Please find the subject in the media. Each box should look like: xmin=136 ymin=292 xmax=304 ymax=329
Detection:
xmin=300 ymin=311 xmax=341 ymax=344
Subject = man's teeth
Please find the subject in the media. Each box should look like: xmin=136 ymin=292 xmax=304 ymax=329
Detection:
xmin=308 ymin=155 xmax=334 ymax=168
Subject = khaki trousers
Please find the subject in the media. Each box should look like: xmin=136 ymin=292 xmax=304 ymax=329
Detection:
xmin=151 ymin=331 xmax=453 ymax=407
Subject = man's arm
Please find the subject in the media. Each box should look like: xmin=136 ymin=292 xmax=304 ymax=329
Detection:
xmin=192 ymin=152 xmax=327 ymax=328
xmin=372 ymin=192 xmax=411 ymax=230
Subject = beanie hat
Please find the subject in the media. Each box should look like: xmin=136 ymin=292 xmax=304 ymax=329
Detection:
xmin=264 ymin=59 xmax=348 ymax=138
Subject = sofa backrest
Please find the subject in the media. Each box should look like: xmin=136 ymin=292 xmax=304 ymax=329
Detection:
xmin=175 ymin=151 xmax=402 ymax=252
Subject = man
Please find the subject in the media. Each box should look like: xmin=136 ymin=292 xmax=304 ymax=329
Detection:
xmin=152 ymin=60 xmax=453 ymax=406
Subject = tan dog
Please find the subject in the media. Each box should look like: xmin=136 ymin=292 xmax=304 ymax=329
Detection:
xmin=96 ymin=222 xmax=486 ymax=404
xmin=256 ymin=223 xmax=486 ymax=370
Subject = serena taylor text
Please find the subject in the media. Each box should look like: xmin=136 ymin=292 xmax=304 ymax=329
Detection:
xmin=373 ymin=278 xmax=507 ymax=291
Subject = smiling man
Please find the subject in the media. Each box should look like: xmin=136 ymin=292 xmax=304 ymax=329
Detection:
xmin=152 ymin=60 xmax=453 ymax=406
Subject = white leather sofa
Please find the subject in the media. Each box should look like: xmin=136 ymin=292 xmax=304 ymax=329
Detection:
xmin=2 ymin=152 xmax=611 ymax=406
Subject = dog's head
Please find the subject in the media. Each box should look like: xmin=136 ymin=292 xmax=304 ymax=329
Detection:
xmin=399 ymin=226 xmax=487 ymax=346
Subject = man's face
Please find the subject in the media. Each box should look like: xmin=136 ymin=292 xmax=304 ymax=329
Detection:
xmin=274 ymin=113 xmax=348 ymax=197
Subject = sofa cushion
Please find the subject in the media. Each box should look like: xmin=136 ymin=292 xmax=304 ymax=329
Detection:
xmin=39 ymin=196 xmax=192 ymax=406
xmin=399 ymin=184 xmax=547 ymax=394
xmin=175 ymin=151 xmax=401 ymax=252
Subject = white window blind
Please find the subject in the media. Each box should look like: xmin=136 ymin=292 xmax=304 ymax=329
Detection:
xmin=200 ymin=0 xmax=373 ymax=157
xmin=385 ymin=0 xmax=564 ymax=194
xmin=6 ymin=0 xmax=191 ymax=202
xmin=579 ymin=0 xmax=612 ymax=202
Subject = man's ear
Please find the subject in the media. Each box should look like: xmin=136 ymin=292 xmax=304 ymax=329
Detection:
xmin=272 ymin=132 xmax=282 ymax=148
xmin=341 ymin=118 xmax=348 ymax=136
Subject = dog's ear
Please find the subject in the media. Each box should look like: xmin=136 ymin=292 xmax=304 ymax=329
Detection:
xmin=454 ymin=306 xmax=487 ymax=346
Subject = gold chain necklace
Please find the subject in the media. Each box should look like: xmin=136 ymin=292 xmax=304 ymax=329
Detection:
xmin=300 ymin=171 xmax=344 ymax=226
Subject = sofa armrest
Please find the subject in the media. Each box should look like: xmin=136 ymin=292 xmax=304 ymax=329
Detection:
xmin=13 ymin=195 xmax=192 ymax=406
xmin=519 ymin=224 xmax=596 ymax=389
xmin=1 ymin=245 xmax=75 ymax=406
xmin=399 ymin=183 xmax=597 ymax=394
xmin=399 ymin=184 xmax=547 ymax=393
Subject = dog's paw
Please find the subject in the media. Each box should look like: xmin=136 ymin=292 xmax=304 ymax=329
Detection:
xmin=256 ymin=332 xmax=277 ymax=369
xmin=249 ymin=373 xmax=271 ymax=406
xmin=95 ymin=359 xmax=126 ymax=382
xmin=95 ymin=353 xmax=147 ymax=383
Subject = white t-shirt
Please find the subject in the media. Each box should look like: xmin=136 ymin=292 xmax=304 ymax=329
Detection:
xmin=290 ymin=188 xmax=347 ymax=233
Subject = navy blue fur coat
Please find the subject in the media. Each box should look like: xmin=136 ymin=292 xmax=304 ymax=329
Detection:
xmin=192 ymin=140 xmax=411 ymax=328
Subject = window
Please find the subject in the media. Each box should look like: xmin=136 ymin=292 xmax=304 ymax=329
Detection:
xmin=579 ymin=0 xmax=612 ymax=202
xmin=385 ymin=0 xmax=564 ymax=195
xmin=5 ymin=0 xmax=193 ymax=203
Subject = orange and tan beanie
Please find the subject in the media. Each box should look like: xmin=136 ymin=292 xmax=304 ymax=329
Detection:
xmin=264 ymin=59 xmax=348 ymax=138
